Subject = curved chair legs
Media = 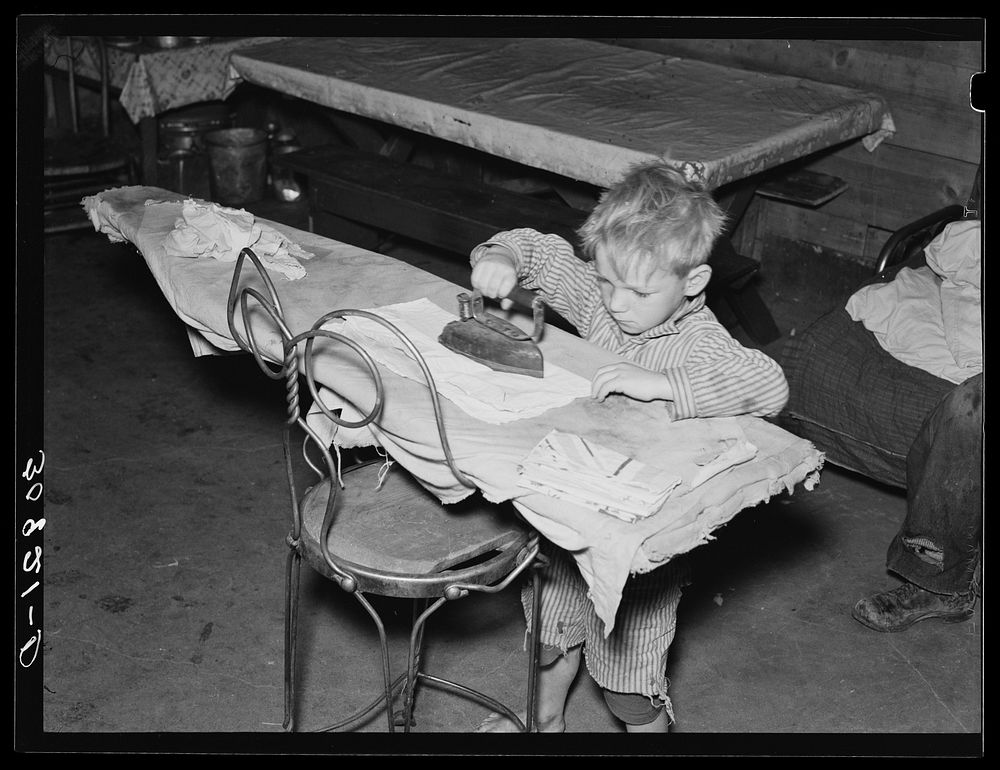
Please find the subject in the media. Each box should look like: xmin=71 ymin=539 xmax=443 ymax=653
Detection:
xmin=352 ymin=592 xmax=400 ymax=731
xmin=525 ymin=566 xmax=541 ymax=732
xmin=282 ymin=552 xmax=544 ymax=732
xmin=283 ymin=546 xmax=301 ymax=732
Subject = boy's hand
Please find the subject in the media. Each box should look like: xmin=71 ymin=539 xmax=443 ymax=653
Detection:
xmin=471 ymin=249 xmax=519 ymax=300
xmin=591 ymin=362 xmax=674 ymax=403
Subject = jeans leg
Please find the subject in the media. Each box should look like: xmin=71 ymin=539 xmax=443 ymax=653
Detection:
xmin=887 ymin=373 xmax=983 ymax=594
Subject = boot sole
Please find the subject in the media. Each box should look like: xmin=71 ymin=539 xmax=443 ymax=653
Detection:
xmin=851 ymin=607 xmax=974 ymax=633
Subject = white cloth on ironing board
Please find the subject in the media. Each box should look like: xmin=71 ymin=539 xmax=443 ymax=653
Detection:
xmin=328 ymin=298 xmax=592 ymax=424
xmin=156 ymin=198 xmax=314 ymax=280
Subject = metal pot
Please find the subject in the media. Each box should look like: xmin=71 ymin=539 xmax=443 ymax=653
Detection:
xmin=147 ymin=36 xmax=188 ymax=49
xmin=160 ymin=129 xmax=199 ymax=154
xmin=158 ymin=104 xmax=233 ymax=159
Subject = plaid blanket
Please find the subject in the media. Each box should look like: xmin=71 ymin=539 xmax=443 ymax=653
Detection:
xmin=780 ymin=305 xmax=953 ymax=488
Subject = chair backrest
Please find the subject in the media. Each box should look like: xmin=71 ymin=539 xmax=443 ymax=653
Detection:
xmin=48 ymin=36 xmax=112 ymax=138
xmin=225 ymin=248 xmax=476 ymax=577
xmin=874 ymin=205 xmax=964 ymax=275
xmin=874 ymin=159 xmax=983 ymax=275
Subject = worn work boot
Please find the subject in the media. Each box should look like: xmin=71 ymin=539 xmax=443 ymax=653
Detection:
xmin=852 ymin=581 xmax=976 ymax=632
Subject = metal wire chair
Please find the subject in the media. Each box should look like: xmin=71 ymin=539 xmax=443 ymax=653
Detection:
xmin=226 ymin=248 xmax=543 ymax=732
xmin=44 ymin=36 xmax=136 ymax=233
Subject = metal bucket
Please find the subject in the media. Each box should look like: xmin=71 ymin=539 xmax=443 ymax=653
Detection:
xmin=204 ymin=128 xmax=268 ymax=206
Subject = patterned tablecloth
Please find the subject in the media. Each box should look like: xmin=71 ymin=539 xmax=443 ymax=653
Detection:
xmin=43 ymin=36 xmax=287 ymax=122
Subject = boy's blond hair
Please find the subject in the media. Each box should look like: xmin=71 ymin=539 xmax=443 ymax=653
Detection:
xmin=577 ymin=160 xmax=726 ymax=279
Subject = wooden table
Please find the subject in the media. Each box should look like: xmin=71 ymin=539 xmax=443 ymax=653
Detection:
xmin=228 ymin=37 xmax=895 ymax=190
xmin=83 ymin=185 xmax=824 ymax=634
xmin=44 ymin=35 xmax=287 ymax=185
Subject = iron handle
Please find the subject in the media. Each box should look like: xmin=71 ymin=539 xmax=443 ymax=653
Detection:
xmin=504 ymin=287 xmax=546 ymax=342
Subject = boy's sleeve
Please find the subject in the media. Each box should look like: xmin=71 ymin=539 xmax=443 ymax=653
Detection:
xmin=660 ymin=330 xmax=790 ymax=419
xmin=471 ymin=228 xmax=600 ymax=334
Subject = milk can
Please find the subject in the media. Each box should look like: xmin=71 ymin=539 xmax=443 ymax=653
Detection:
xmin=269 ymin=130 xmax=305 ymax=202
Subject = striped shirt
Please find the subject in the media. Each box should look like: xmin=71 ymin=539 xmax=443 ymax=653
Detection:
xmin=472 ymin=228 xmax=789 ymax=419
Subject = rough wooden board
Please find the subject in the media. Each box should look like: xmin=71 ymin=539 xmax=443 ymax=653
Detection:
xmin=756 ymin=170 xmax=848 ymax=207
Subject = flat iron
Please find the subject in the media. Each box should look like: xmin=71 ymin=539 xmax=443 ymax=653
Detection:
xmin=438 ymin=287 xmax=546 ymax=377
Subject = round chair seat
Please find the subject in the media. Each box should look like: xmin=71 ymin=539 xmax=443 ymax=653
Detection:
xmin=44 ymin=129 xmax=132 ymax=177
xmin=299 ymin=460 xmax=533 ymax=598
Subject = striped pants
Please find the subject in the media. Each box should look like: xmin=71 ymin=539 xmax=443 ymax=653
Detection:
xmin=523 ymin=541 xmax=690 ymax=722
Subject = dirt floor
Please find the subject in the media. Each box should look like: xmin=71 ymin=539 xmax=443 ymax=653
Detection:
xmin=18 ymin=195 xmax=982 ymax=757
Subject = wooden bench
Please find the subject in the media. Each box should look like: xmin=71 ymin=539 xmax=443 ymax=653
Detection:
xmin=274 ymin=144 xmax=780 ymax=343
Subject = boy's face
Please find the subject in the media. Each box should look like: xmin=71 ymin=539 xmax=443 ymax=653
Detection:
xmin=593 ymin=246 xmax=706 ymax=335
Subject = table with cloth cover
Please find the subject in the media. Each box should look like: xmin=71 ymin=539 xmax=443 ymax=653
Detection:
xmin=83 ymin=185 xmax=824 ymax=635
xmin=44 ymin=36 xmax=288 ymax=184
xmin=227 ymin=37 xmax=895 ymax=191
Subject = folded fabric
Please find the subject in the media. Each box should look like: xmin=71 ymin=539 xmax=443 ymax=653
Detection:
xmin=846 ymin=267 xmax=981 ymax=385
xmin=846 ymin=219 xmax=981 ymax=384
xmin=154 ymin=198 xmax=314 ymax=280
xmin=332 ymin=298 xmax=592 ymax=424
xmin=83 ymin=187 xmax=148 ymax=242
xmin=690 ymin=437 xmax=760 ymax=488
xmin=517 ymin=430 xmax=684 ymax=522
xmin=924 ymin=220 xmax=982 ymax=371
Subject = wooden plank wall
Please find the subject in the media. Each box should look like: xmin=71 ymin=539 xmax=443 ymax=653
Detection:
xmin=602 ymin=38 xmax=983 ymax=269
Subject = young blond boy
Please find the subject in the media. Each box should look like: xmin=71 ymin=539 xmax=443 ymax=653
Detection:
xmin=470 ymin=160 xmax=789 ymax=732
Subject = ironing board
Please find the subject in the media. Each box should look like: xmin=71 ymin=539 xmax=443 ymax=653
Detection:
xmin=83 ymin=186 xmax=824 ymax=634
